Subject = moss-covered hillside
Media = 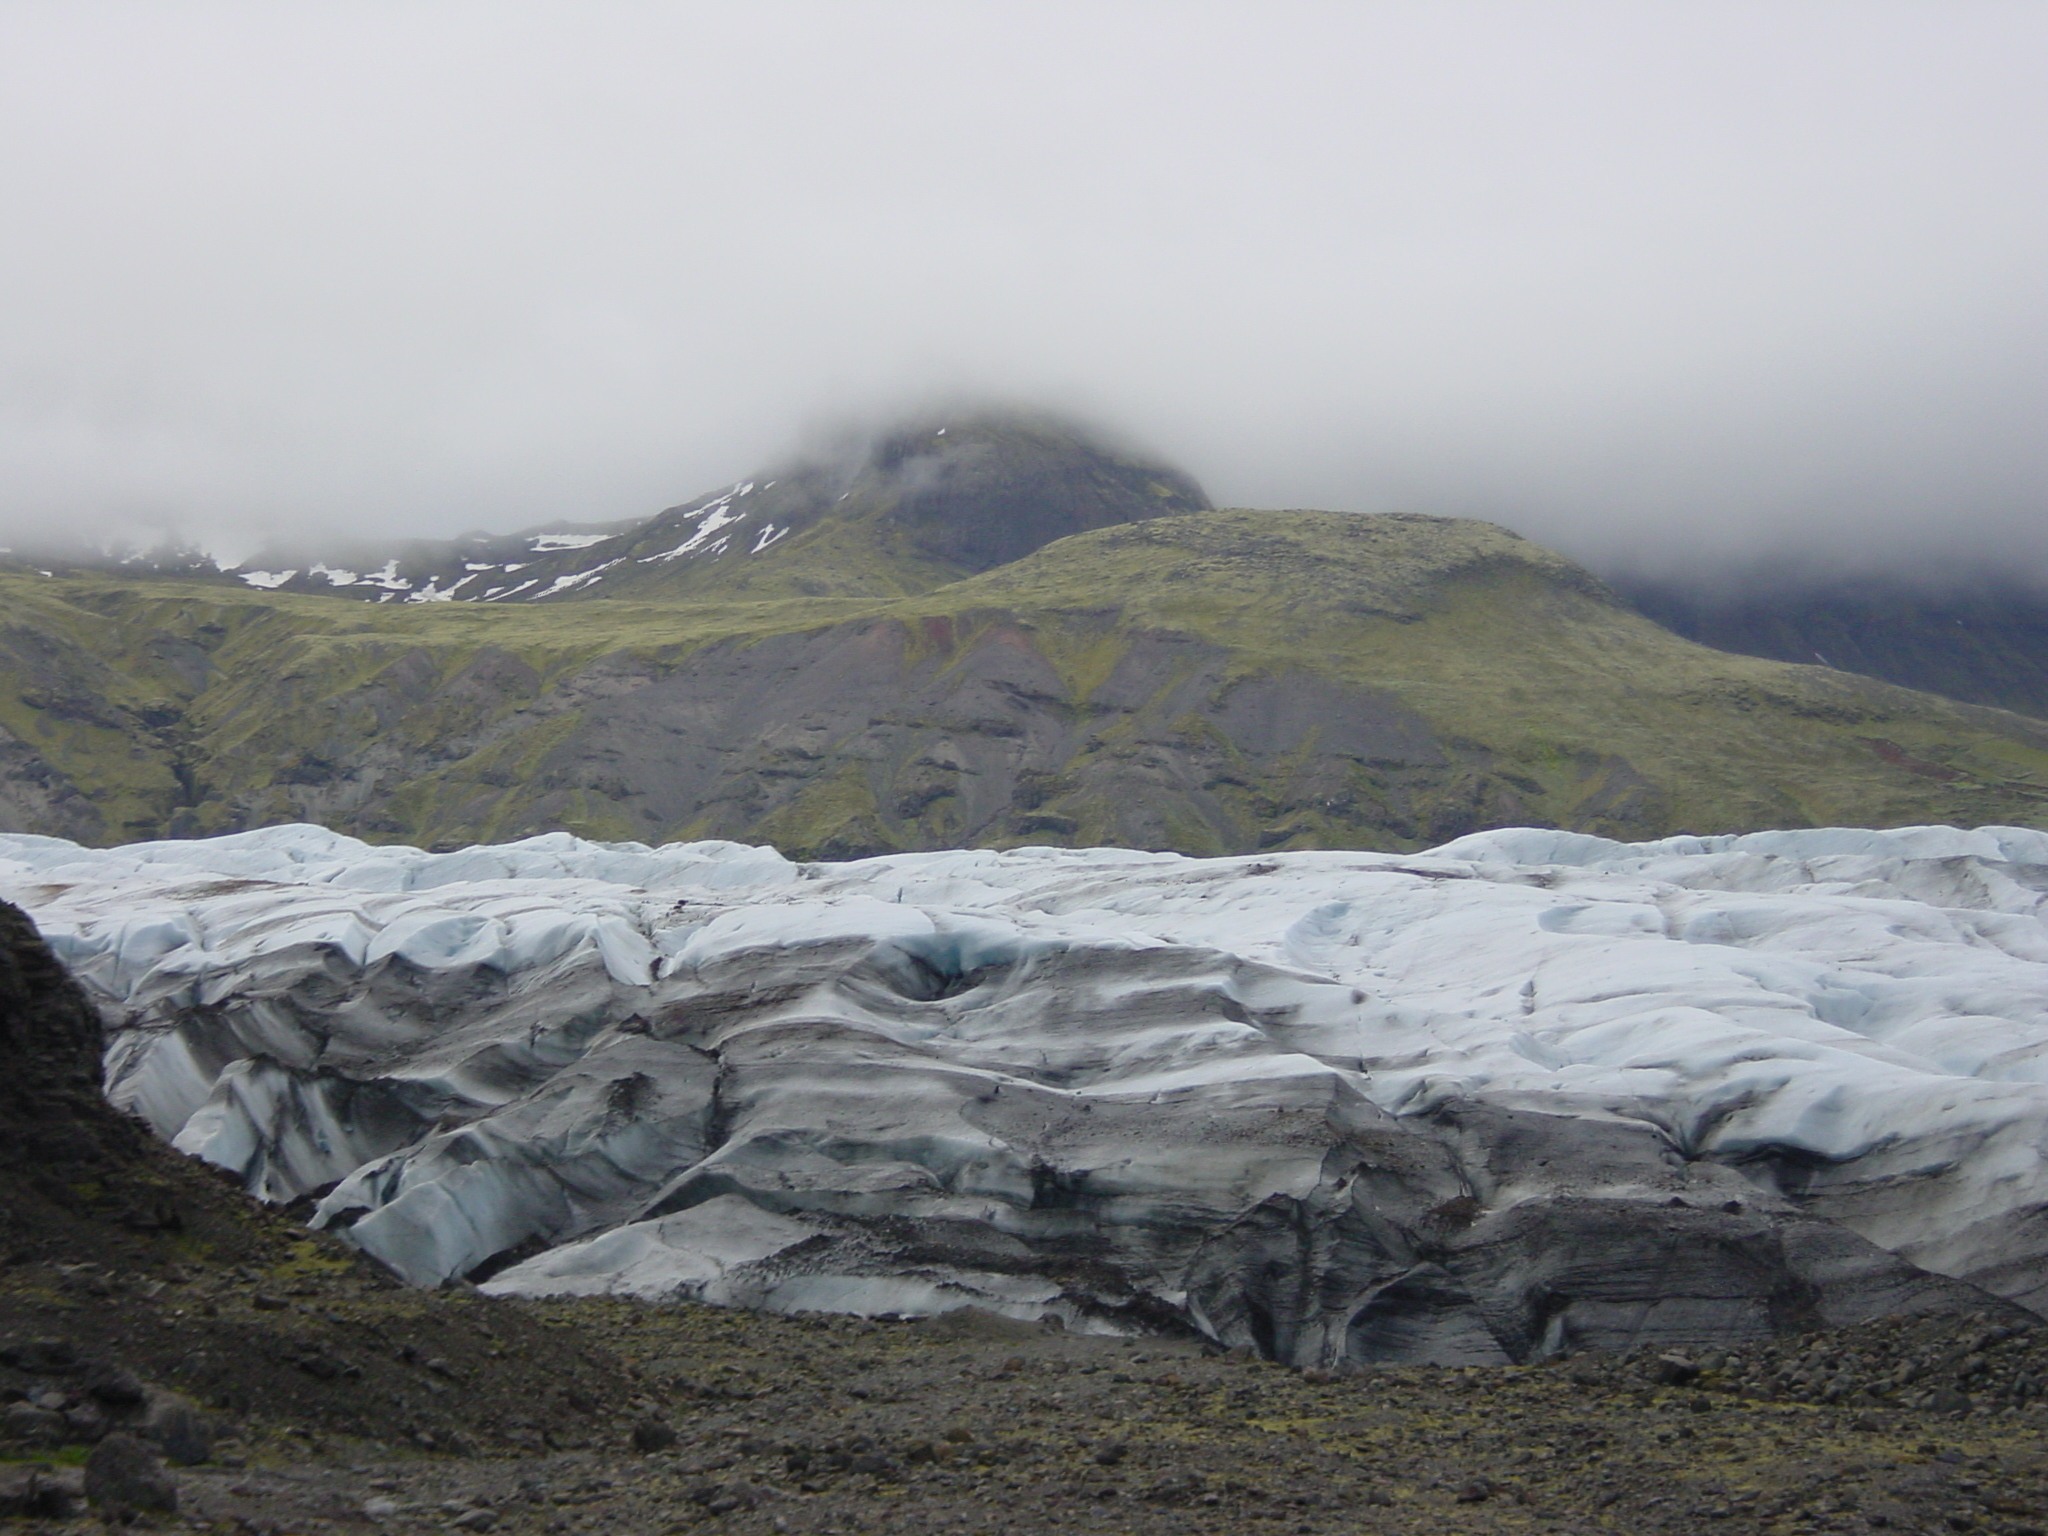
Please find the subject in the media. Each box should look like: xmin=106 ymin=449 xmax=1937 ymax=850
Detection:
xmin=2 ymin=506 xmax=2046 ymax=856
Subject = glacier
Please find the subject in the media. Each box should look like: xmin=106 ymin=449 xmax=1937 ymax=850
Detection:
xmin=8 ymin=821 xmax=2048 ymax=1367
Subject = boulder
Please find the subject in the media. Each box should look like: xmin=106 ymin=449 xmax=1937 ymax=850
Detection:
xmin=0 ymin=1401 xmax=66 ymax=1447
xmin=83 ymin=1431 xmax=178 ymax=1515
xmin=143 ymin=1397 xmax=215 ymax=1466
xmin=0 ymin=1467 xmax=75 ymax=1519
xmin=85 ymin=1361 xmax=147 ymax=1405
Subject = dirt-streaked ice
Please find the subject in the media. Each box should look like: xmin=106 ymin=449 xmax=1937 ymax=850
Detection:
xmin=8 ymin=822 xmax=2048 ymax=1364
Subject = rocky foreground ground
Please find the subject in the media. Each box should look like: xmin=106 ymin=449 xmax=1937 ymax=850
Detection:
xmin=10 ymin=1241 xmax=2048 ymax=1536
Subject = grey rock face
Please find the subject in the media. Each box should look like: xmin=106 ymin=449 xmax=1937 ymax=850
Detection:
xmin=215 ymin=410 xmax=1210 ymax=606
xmin=631 ymin=1417 xmax=677 ymax=1453
xmin=852 ymin=413 xmax=1209 ymax=574
xmin=0 ymin=1338 xmax=81 ymax=1373
xmin=505 ymin=622 xmax=1459 ymax=858
xmin=1618 ymin=571 xmax=2048 ymax=721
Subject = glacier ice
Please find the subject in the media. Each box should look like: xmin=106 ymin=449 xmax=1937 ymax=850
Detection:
xmin=10 ymin=821 xmax=2048 ymax=1364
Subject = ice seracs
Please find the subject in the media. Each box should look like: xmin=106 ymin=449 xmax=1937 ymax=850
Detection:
xmin=8 ymin=822 xmax=2048 ymax=1364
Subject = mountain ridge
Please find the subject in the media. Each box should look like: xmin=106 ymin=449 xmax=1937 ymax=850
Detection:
xmin=3 ymin=491 xmax=2047 ymax=855
xmin=1618 ymin=571 xmax=2048 ymax=721
xmin=145 ymin=411 xmax=1208 ymax=606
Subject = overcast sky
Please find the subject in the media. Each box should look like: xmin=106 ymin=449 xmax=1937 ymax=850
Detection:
xmin=4 ymin=3 xmax=2046 ymax=580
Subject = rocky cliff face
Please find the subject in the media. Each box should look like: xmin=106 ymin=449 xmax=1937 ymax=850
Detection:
xmin=478 ymin=410 xmax=1212 ymax=604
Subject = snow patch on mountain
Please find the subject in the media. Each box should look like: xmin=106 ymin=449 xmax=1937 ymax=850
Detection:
xmin=7 ymin=823 xmax=2048 ymax=1361
xmin=641 ymin=495 xmax=749 ymax=564
xmin=534 ymin=559 xmax=626 ymax=598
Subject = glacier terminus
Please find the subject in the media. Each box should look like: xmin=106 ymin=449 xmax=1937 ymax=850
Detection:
xmin=10 ymin=822 xmax=2048 ymax=1368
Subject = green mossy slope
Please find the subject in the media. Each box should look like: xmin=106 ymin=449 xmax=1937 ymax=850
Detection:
xmin=910 ymin=511 xmax=2048 ymax=842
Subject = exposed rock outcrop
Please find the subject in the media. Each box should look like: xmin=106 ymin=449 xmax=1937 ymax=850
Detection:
xmin=0 ymin=898 xmax=106 ymax=1161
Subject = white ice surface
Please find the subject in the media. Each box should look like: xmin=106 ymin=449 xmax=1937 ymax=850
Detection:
xmin=12 ymin=822 xmax=2048 ymax=1337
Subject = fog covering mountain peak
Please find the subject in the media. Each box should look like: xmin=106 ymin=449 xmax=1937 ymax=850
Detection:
xmin=13 ymin=821 xmax=2048 ymax=1365
xmin=200 ymin=410 xmax=1209 ymax=605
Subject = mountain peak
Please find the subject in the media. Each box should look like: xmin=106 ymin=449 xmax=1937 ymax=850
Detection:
xmin=208 ymin=409 xmax=1210 ymax=605
xmin=844 ymin=409 xmax=1211 ymax=574
xmin=526 ymin=408 xmax=1211 ymax=603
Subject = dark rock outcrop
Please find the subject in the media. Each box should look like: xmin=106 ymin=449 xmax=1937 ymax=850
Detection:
xmin=855 ymin=413 xmax=1211 ymax=575
xmin=0 ymin=1466 xmax=74 ymax=1520
xmin=0 ymin=898 xmax=643 ymax=1455
xmin=0 ymin=898 xmax=114 ymax=1172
